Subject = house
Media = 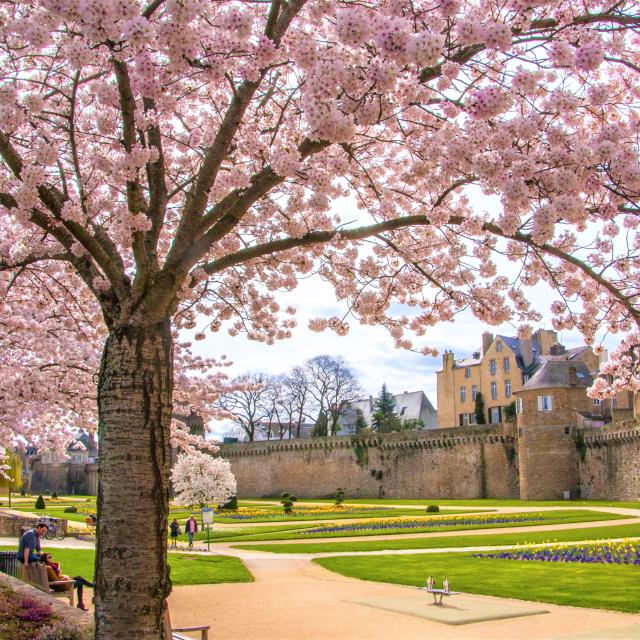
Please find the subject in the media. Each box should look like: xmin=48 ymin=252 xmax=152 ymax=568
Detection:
xmin=340 ymin=390 xmax=437 ymax=434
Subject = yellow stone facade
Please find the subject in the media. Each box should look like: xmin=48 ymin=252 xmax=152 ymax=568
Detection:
xmin=437 ymin=332 xmax=526 ymax=428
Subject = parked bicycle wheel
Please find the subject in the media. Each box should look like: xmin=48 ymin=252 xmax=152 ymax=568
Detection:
xmin=55 ymin=524 xmax=65 ymax=540
xmin=45 ymin=526 xmax=55 ymax=540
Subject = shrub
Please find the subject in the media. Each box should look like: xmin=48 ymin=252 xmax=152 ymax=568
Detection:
xmin=426 ymin=505 xmax=440 ymax=513
xmin=218 ymin=496 xmax=238 ymax=511
xmin=35 ymin=495 xmax=46 ymax=510
xmin=334 ymin=487 xmax=345 ymax=508
xmin=51 ymin=492 xmax=58 ymax=499
xmin=64 ymin=506 xmax=78 ymax=513
xmin=34 ymin=620 xmax=93 ymax=640
xmin=280 ymin=492 xmax=297 ymax=514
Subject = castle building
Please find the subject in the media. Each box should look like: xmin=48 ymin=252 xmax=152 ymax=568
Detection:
xmin=28 ymin=431 xmax=99 ymax=495
xmin=435 ymin=328 xmax=629 ymax=428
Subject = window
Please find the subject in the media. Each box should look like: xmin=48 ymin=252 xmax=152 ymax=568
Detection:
xmin=537 ymin=395 xmax=553 ymax=412
xmin=496 ymin=341 xmax=503 ymax=352
xmin=503 ymin=356 xmax=510 ymax=372
xmin=564 ymin=426 xmax=570 ymax=435
xmin=489 ymin=359 xmax=497 ymax=375
xmin=505 ymin=380 xmax=511 ymax=399
xmin=468 ymin=412 xmax=477 ymax=425
xmin=490 ymin=406 xmax=501 ymax=423
xmin=460 ymin=386 xmax=466 ymax=402
xmin=612 ymin=397 xmax=618 ymax=409
xmin=516 ymin=398 xmax=524 ymax=414
xmin=472 ymin=384 xmax=477 ymax=400
xmin=459 ymin=413 xmax=468 ymax=426
xmin=491 ymin=381 xmax=497 ymax=400
xmin=593 ymin=398 xmax=601 ymax=406
xmin=400 ymin=406 xmax=407 ymax=415
xmin=465 ymin=367 xmax=471 ymax=379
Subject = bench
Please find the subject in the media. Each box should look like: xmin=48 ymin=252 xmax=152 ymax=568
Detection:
xmin=163 ymin=601 xmax=210 ymax=640
xmin=422 ymin=576 xmax=460 ymax=606
xmin=17 ymin=562 xmax=76 ymax=607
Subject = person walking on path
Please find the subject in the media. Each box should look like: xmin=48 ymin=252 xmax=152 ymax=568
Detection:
xmin=40 ymin=552 xmax=94 ymax=611
xmin=169 ymin=518 xmax=181 ymax=548
xmin=18 ymin=522 xmax=47 ymax=565
xmin=185 ymin=515 xmax=198 ymax=548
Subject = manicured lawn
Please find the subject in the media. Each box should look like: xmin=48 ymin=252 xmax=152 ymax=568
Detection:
xmin=315 ymin=550 xmax=640 ymax=613
xmin=181 ymin=523 xmax=314 ymax=543
xmin=11 ymin=505 xmax=94 ymax=523
xmin=233 ymin=522 xmax=640 ymax=553
xmin=249 ymin=497 xmax=640 ymax=509
xmin=211 ymin=510 xmax=626 ymax=542
xmin=0 ymin=548 xmax=253 ymax=585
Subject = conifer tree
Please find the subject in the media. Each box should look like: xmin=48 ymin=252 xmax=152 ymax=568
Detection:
xmin=475 ymin=392 xmax=486 ymax=425
xmin=372 ymin=384 xmax=397 ymax=432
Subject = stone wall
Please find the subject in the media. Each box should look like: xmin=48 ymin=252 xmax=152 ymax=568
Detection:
xmin=220 ymin=425 xmax=520 ymax=499
xmin=29 ymin=460 xmax=98 ymax=496
xmin=578 ymin=422 xmax=640 ymax=501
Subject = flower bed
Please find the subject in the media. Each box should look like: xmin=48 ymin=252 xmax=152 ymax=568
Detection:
xmin=298 ymin=513 xmax=549 ymax=535
xmin=474 ymin=540 xmax=640 ymax=565
xmin=211 ymin=505 xmax=389 ymax=520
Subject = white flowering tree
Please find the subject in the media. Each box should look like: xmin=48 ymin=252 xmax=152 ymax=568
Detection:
xmin=171 ymin=451 xmax=236 ymax=509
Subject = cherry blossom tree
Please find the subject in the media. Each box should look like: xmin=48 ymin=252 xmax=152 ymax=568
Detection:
xmin=170 ymin=451 xmax=236 ymax=509
xmin=1 ymin=1 xmax=639 ymax=637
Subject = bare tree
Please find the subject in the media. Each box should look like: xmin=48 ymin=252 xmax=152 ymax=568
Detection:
xmin=305 ymin=356 xmax=362 ymax=436
xmin=217 ymin=373 xmax=270 ymax=442
xmin=259 ymin=375 xmax=288 ymax=440
xmin=281 ymin=366 xmax=310 ymax=438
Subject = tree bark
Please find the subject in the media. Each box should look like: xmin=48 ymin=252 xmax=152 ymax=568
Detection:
xmin=95 ymin=321 xmax=173 ymax=639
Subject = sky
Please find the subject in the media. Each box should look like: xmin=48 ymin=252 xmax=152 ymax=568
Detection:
xmin=191 ymin=268 xmax=608 ymax=439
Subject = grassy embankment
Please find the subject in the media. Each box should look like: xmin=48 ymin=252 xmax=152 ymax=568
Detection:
xmin=233 ymin=522 xmax=640 ymax=553
xmin=315 ymin=551 xmax=640 ymax=613
xmin=0 ymin=547 xmax=253 ymax=585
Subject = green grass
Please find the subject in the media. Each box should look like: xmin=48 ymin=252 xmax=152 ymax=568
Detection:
xmin=11 ymin=505 xmax=94 ymax=523
xmin=0 ymin=547 xmax=253 ymax=585
xmin=210 ymin=510 xmax=626 ymax=542
xmin=178 ymin=523 xmax=314 ymax=543
xmin=315 ymin=550 xmax=640 ymax=613
xmin=248 ymin=497 xmax=640 ymax=509
xmin=233 ymin=522 xmax=640 ymax=553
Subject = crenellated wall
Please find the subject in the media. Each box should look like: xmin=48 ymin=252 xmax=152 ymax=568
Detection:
xmin=578 ymin=422 xmax=640 ymax=502
xmin=220 ymin=425 xmax=520 ymax=499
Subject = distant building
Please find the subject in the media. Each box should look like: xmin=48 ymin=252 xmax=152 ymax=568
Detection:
xmin=437 ymin=328 xmax=633 ymax=428
xmin=28 ymin=430 xmax=98 ymax=495
xmin=340 ymin=390 xmax=437 ymax=434
xmin=253 ymin=421 xmax=316 ymax=441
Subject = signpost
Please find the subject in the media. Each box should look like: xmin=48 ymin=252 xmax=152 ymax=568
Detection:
xmin=201 ymin=507 xmax=214 ymax=552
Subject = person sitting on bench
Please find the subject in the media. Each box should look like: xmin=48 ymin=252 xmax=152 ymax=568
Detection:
xmin=40 ymin=552 xmax=94 ymax=611
xmin=18 ymin=522 xmax=48 ymax=565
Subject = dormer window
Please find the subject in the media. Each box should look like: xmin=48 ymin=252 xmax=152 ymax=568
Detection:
xmin=496 ymin=341 xmax=503 ymax=352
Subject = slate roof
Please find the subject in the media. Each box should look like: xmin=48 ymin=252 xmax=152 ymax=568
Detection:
xmin=518 ymin=358 xmax=594 ymax=391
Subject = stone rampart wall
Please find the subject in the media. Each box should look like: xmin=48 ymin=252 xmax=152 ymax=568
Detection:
xmin=220 ymin=425 xmax=520 ymax=499
xmin=578 ymin=422 xmax=640 ymax=501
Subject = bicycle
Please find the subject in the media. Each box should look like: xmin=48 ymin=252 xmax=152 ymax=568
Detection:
xmin=43 ymin=517 xmax=65 ymax=540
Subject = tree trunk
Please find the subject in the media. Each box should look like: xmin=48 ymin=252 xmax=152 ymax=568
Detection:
xmin=95 ymin=321 xmax=173 ymax=639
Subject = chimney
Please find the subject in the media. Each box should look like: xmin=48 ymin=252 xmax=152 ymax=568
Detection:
xmin=482 ymin=332 xmax=494 ymax=355
xmin=534 ymin=329 xmax=559 ymax=355
xmin=443 ymin=351 xmax=455 ymax=368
